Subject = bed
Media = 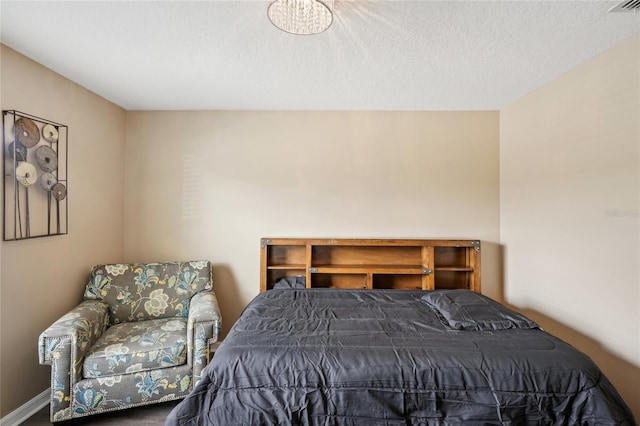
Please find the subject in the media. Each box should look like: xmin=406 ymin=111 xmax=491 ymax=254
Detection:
xmin=166 ymin=288 xmax=634 ymax=425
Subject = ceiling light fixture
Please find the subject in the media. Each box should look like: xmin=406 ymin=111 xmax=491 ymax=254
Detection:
xmin=267 ymin=0 xmax=334 ymax=35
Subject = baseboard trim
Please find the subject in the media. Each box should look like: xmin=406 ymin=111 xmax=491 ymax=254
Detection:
xmin=0 ymin=388 xmax=49 ymax=426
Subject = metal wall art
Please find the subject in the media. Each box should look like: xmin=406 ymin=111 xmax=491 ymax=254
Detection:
xmin=3 ymin=110 xmax=68 ymax=240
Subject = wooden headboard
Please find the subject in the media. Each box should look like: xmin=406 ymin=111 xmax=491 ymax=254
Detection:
xmin=260 ymin=238 xmax=481 ymax=293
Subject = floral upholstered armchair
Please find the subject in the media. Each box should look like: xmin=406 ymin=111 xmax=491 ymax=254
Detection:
xmin=38 ymin=261 xmax=221 ymax=422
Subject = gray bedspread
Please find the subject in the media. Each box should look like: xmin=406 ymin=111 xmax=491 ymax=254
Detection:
xmin=166 ymin=289 xmax=635 ymax=425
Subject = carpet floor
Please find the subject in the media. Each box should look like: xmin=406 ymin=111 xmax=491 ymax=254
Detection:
xmin=21 ymin=401 xmax=180 ymax=425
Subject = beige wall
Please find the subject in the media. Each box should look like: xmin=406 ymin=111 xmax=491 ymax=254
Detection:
xmin=500 ymin=33 xmax=639 ymax=417
xmin=124 ymin=111 xmax=501 ymax=334
xmin=0 ymin=45 xmax=126 ymax=416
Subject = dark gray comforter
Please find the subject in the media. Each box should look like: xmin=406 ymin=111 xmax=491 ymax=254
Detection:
xmin=166 ymin=289 xmax=635 ymax=425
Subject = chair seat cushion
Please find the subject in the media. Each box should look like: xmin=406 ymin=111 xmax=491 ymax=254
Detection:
xmin=83 ymin=318 xmax=187 ymax=378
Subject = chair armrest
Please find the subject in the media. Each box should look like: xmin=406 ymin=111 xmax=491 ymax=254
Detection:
xmin=38 ymin=300 xmax=109 ymax=421
xmin=187 ymin=291 xmax=221 ymax=381
xmin=39 ymin=300 xmax=110 ymax=365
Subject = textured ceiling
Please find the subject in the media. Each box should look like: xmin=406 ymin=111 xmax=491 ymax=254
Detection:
xmin=1 ymin=1 xmax=639 ymax=111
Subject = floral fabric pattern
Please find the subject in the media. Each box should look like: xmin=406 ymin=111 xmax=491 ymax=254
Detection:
xmin=39 ymin=261 xmax=221 ymax=422
xmin=145 ymin=289 xmax=170 ymax=316
xmin=70 ymin=365 xmax=192 ymax=420
xmin=84 ymin=261 xmax=212 ymax=325
xmin=187 ymin=291 xmax=222 ymax=382
xmin=83 ymin=318 xmax=188 ymax=378
xmin=38 ymin=301 xmax=110 ymax=422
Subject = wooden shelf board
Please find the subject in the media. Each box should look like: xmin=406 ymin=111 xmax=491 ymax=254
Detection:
xmin=267 ymin=264 xmax=306 ymax=270
xmin=435 ymin=267 xmax=473 ymax=272
xmin=312 ymin=265 xmax=426 ymax=274
xmin=264 ymin=238 xmax=479 ymax=247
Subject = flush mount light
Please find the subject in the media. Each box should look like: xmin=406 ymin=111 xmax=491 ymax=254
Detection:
xmin=267 ymin=0 xmax=334 ymax=35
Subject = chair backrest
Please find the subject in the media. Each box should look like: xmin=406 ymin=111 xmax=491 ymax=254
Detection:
xmin=84 ymin=260 xmax=212 ymax=324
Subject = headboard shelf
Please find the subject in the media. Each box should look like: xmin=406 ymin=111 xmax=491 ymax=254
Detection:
xmin=260 ymin=238 xmax=481 ymax=292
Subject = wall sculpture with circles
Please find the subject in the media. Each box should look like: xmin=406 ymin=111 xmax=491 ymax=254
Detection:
xmin=3 ymin=110 xmax=68 ymax=240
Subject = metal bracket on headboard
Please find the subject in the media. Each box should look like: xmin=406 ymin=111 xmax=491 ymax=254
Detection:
xmin=422 ymin=269 xmax=433 ymax=275
xmin=309 ymin=267 xmax=318 ymax=273
xmin=261 ymin=239 xmax=271 ymax=248
xmin=471 ymin=241 xmax=481 ymax=251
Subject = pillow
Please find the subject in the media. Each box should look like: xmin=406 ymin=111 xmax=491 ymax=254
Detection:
xmin=421 ymin=290 xmax=540 ymax=331
xmin=273 ymin=276 xmax=306 ymax=289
